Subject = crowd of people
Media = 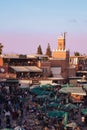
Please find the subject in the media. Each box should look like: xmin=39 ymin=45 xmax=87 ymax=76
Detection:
xmin=0 ymin=83 xmax=87 ymax=130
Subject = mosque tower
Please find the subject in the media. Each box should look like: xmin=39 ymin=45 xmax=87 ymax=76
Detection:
xmin=52 ymin=32 xmax=69 ymax=59
xmin=58 ymin=32 xmax=66 ymax=51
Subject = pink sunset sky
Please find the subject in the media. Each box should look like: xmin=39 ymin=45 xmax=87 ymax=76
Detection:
xmin=0 ymin=0 xmax=87 ymax=55
xmin=0 ymin=32 xmax=87 ymax=55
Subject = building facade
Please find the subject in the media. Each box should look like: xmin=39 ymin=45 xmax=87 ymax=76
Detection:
xmin=51 ymin=33 xmax=70 ymax=80
xmin=70 ymin=56 xmax=87 ymax=77
xmin=0 ymin=34 xmax=71 ymax=82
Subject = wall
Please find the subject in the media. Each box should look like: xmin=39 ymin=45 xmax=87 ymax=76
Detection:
xmin=50 ymin=59 xmax=69 ymax=79
xmin=0 ymin=57 xmax=3 ymax=66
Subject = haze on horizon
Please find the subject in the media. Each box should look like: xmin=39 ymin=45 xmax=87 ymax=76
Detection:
xmin=0 ymin=0 xmax=87 ymax=55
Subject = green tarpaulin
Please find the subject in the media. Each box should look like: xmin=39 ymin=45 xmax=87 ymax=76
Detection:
xmin=63 ymin=112 xmax=68 ymax=129
xmin=81 ymin=109 xmax=87 ymax=115
xmin=40 ymin=84 xmax=53 ymax=89
xmin=61 ymin=83 xmax=73 ymax=88
xmin=61 ymin=103 xmax=78 ymax=111
xmin=36 ymin=95 xmax=49 ymax=99
xmin=30 ymin=87 xmax=50 ymax=95
xmin=47 ymin=102 xmax=59 ymax=107
xmin=48 ymin=110 xmax=65 ymax=118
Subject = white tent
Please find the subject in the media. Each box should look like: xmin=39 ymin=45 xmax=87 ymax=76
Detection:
xmin=59 ymin=87 xmax=86 ymax=96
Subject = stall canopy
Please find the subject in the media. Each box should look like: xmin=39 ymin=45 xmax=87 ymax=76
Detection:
xmin=36 ymin=95 xmax=49 ymax=99
xmin=61 ymin=103 xmax=78 ymax=111
xmin=48 ymin=110 xmax=65 ymax=118
xmin=47 ymin=102 xmax=60 ymax=108
xmin=81 ymin=109 xmax=87 ymax=115
xmin=10 ymin=66 xmax=29 ymax=72
xmin=48 ymin=75 xmax=64 ymax=80
xmin=66 ymin=122 xmax=77 ymax=129
xmin=61 ymin=83 xmax=73 ymax=88
xmin=6 ymin=78 xmax=19 ymax=83
xmin=10 ymin=66 xmax=42 ymax=72
xmin=25 ymin=66 xmax=42 ymax=72
xmin=59 ymin=87 xmax=86 ymax=96
xmin=30 ymin=87 xmax=50 ymax=96
xmin=40 ymin=84 xmax=53 ymax=90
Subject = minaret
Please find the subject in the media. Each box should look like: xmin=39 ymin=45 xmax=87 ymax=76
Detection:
xmin=58 ymin=33 xmax=66 ymax=51
xmin=52 ymin=32 xmax=69 ymax=59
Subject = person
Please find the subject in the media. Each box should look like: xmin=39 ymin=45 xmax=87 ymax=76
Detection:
xmin=75 ymin=126 xmax=81 ymax=130
xmin=0 ymin=118 xmax=1 ymax=128
xmin=85 ymin=115 xmax=87 ymax=124
xmin=81 ymin=116 xmax=85 ymax=126
xmin=26 ymin=105 xmax=29 ymax=115
xmin=6 ymin=117 xmax=11 ymax=128
xmin=43 ymin=126 xmax=49 ymax=130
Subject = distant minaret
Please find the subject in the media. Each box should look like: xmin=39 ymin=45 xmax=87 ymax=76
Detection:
xmin=58 ymin=32 xmax=66 ymax=51
xmin=52 ymin=32 xmax=69 ymax=59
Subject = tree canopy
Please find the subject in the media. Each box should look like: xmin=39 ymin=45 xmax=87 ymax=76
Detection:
xmin=37 ymin=45 xmax=43 ymax=55
xmin=74 ymin=51 xmax=80 ymax=56
xmin=0 ymin=43 xmax=3 ymax=55
xmin=45 ymin=43 xmax=52 ymax=57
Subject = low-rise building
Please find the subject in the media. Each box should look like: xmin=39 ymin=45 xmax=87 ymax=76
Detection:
xmin=70 ymin=55 xmax=87 ymax=77
xmin=0 ymin=34 xmax=72 ymax=83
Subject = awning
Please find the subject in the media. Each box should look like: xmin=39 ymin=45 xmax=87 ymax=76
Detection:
xmin=66 ymin=122 xmax=77 ymax=128
xmin=81 ymin=108 xmax=87 ymax=115
xmin=30 ymin=87 xmax=50 ymax=95
xmin=25 ymin=66 xmax=42 ymax=72
xmin=48 ymin=110 xmax=65 ymax=118
xmin=6 ymin=79 xmax=19 ymax=83
xmin=61 ymin=103 xmax=78 ymax=111
xmin=47 ymin=102 xmax=59 ymax=107
xmin=61 ymin=83 xmax=73 ymax=88
xmin=48 ymin=75 xmax=64 ymax=80
xmin=10 ymin=66 xmax=42 ymax=73
xmin=59 ymin=87 xmax=86 ymax=95
xmin=10 ymin=66 xmax=29 ymax=72
xmin=40 ymin=84 xmax=53 ymax=89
